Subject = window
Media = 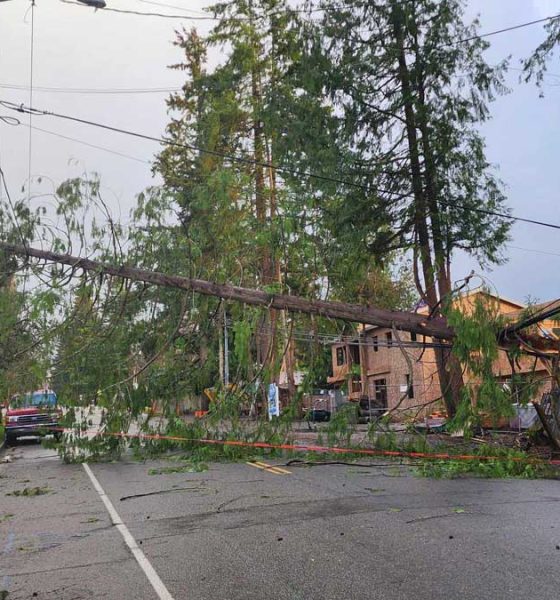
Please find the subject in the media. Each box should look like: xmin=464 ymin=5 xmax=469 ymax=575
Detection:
xmin=385 ymin=332 xmax=393 ymax=347
xmin=410 ymin=332 xmax=417 ymax=342
xmin=350 ymin=344 xmax=360 ymax=365
xmin=374 ymin=379 xmax=387 ymax=407
xmin=372 ymin=336 xmax=378 ymax=352
xmin=405 ymin=374 xmax=414 ymax=399
xmin=336 ymin=347 xmax=347 ymax=366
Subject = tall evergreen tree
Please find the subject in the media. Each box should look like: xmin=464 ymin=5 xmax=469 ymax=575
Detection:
xmin=295 ymin=0 xmax=511 ymax=416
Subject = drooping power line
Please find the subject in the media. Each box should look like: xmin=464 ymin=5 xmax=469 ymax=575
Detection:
xmin=2 ymin=99 xmax=560 ymax=231
xmin=0 ymin=82 xmax=180 ymax=94
xmin=27 ymin=0 xmax=36 ymax=204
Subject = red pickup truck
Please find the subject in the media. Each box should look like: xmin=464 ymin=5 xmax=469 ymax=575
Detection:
xmin=3 ymin=390 xmax=62 ymax=445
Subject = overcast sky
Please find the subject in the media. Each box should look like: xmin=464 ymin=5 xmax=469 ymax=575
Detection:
xmin=0 ymin=0 xmax=558 ymax=304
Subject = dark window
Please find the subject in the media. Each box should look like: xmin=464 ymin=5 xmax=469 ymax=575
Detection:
xmin=405 ymin=374 xmax=414 ymax=399
xmin=385 ymin=332 xmax=393 ymax=347
xmin=350 ymin=344 xmax=360 ymax=365
xmin=336 ymin=347 xmax=346 ymax=366
xmin=410 ymin=332 xmax=417 ymax=342
xmin=372 ymin=336 xmax=379 ymax=352
xmin=374 ymin=378 xmax=387 ymax=408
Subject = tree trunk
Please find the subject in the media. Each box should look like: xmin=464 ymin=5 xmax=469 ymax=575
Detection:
xmin=391 ymin=2 xmax=460 ymax=417
xmin=251 ymin=16 xmax=274 ymax=405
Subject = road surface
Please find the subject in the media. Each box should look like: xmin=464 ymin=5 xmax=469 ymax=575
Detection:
xmin=1 ymin=440 xmax=560 ymax=599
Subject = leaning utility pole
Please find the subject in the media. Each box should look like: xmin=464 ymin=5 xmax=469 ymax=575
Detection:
xmin=0 ymin=243 xmax=454 ymax=339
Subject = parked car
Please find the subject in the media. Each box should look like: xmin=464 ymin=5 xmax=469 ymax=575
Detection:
xmin=304 ymin=408 xmax=331 ymax=423
xmin=3 ymin=390 xmax=62 ymax=445
xmin=357 ymin=398 xmax=386 ymax=424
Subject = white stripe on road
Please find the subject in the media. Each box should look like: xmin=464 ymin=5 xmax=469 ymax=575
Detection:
xmin=83 ymin=463 xmax=174 ymax=600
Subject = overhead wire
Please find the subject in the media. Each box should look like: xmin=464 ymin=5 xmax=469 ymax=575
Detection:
xmin=62 ymin=0 xmax=560 ymax=49
xmin=0 ymin=82 xmax=180 ymax=94
xmin=508 ymin=245 xmax=560 ymax=259
xmin=135 ymin=0 xmax=208 ymax=15
xmin=60 ymin=0 xmax=212 ymax=19
xmin=2 ymin=100 xmax=560 ymax=232
xmin=24 ymin=122 xmax=152 ymax=164
xmin=27 ymin=0 xmax=35 ymax=204
xmin=0 ymin=166 xmax=29 ymax=249
xmin=453 ymin=12 xmax=560 ymax=45
xmin=5 ymin=120 xmax=556 ymax=261
xmin=0 ymin=99 xmax=393 ymax=194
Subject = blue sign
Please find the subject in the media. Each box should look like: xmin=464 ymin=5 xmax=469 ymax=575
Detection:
xmin=268 ymin=384 xmax=280 ymax=420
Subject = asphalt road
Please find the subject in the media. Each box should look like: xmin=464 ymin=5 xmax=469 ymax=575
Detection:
xmin=2 ymin=440 xmax=560 ymax=600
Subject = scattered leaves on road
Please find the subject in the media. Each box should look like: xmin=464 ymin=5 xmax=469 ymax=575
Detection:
xmin=6 ymin=486 xmax=51 ymax=497
xmin=148 ymin=463 xmax=208 ymax=475
xmin=0 ymin=513 xmax=14 ymax=523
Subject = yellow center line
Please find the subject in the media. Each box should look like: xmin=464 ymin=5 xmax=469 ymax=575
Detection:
xmin=247 ymin=461 xmax=291 ymax=475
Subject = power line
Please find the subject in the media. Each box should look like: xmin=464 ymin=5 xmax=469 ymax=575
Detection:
xmin=438 ymin=199 xmax=560 ymax=231
xmin=24 ymin=123 xmax=152 ymax=164
xmin=27 ymin=0 xmax=35 ymax=204
xmin=1 ymin=67 xmax=559 ymax=97
xmin=0 ymin=82 xmax=180 ymax=94
xmin=508 ymin=245 xmax=560 ymax=259
xmin=63 ymin=0 xmax=560 ymax=45
xmin=135 ymin=0 xmax=208 ymax=15
xmin=61 ymin=0 xmax=212 ymax=19
xmin=2 ymin=100 xmax=560 ymax=232
xmin=20 ymin=124 xmax=560 ymax=256
xmin=0 ymin=99 xmax=387 ymax=193
xmin=0 ymin=166 xmax=28 ymax=249
xmin=455 ymin=12 xmax=560 ymax=45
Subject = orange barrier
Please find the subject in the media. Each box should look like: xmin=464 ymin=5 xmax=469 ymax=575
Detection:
xmin=66 ymin=429 xmax=560 ymax=467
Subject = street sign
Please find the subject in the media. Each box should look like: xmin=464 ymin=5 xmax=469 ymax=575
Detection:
xmin=268 ymin=384 xmax=280 ymax=420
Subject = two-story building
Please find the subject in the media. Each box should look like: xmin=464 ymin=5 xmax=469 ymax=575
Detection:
xmin=328 ymin=290 xmax=558 ymax=420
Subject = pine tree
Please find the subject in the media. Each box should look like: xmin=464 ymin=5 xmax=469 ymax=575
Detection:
xmin=295 ymin=0 xmax=511 ymax=416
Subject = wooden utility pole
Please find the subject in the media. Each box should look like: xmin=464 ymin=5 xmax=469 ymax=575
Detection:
xmin=0 ymin=243 xmax=454 ymax=339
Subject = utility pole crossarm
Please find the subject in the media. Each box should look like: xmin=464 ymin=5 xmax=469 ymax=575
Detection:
xmin=0 ymin=243 xmax=455 ymax=339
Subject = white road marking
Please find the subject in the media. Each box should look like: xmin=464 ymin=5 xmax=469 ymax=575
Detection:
xmin=83 ymin=463 xmax=174 ymax=600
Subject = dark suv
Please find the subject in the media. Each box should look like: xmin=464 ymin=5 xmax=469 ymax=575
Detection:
xmin=358 ymin=397 xmax=386 ymax=424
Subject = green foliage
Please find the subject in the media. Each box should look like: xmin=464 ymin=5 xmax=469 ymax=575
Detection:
xmin=523 ymin=18 xmax=560 ymax=91
xmin=6 ymin=486 xmax=51 ymax=497
xmin=148 ymin=463 xmax=208 ymax=475
xmin=416 ymin=446 xmax=556 ymax=480
xmin=446 ymin=293 xmax=529 ymax=432
xmin=323 ymin=403 xmax=358 ymax=447
xmin=0 ymin=0 xmax=521 ymax=461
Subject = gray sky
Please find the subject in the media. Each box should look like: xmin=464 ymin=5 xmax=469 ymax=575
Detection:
xmin=0 ymin=0 xmax=559 ymax=304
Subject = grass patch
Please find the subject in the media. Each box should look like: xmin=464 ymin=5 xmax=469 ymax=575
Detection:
xmin=0 ymin=513 xmax=14 ymax=523
xmin=148 ymin=463 xmax=208 ymax=476
xmin=6 ymin=486 xmax=51 ymax=497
